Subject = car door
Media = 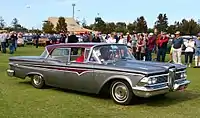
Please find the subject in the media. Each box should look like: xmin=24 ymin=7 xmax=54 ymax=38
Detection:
xmin=62 ymin=48 xmax=99 ymax=93
xmin=43 ymin=47 xmax=71 ymax=87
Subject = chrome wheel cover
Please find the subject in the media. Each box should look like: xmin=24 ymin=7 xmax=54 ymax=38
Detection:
xmin=111 ymin=82 xmax=129 ymax=103
xmin=33 ymin=75 xmax=42 ymax=86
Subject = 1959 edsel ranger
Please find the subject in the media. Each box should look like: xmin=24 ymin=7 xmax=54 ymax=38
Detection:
xmin=7 ymin=43 xmax=191 ymax=105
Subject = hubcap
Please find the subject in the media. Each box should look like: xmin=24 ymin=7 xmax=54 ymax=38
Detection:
xmin=112 ymin=82 xmax=129 ymax=102
xmin=33 ymin=75 xmax=42 ymax=86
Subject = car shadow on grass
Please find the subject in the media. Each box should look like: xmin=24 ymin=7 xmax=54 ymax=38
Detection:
xmin=134 ymin=91 xmax=200 ymax=107
xmin=18 ymin=81 xmax=200 ymax=106
xmin=18 ymin=81 xmax=111 ymax=100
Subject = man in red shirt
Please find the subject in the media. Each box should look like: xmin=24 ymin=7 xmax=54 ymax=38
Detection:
xmin=156 ymin=32 xmax=169 ymax=62
xmin=76 ymin=48 xmax=85 ymax=63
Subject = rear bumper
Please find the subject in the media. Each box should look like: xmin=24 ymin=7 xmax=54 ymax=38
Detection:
xmin=7 ymin=69 xmax=14 ymax=77
xmin=132 ymin=79 xmax=191 ymax=98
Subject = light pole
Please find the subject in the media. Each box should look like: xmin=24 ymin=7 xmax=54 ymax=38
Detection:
xmin=72 ymin=3 xmax=76 ymax=19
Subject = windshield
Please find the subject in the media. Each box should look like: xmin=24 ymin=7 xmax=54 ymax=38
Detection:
xmin=40 ymin=48 xmax=48 ymax=58
xmin=93 ymin=44 xmax=135 ymax=63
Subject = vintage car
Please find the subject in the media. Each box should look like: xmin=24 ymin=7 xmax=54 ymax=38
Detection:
xmin=33 ymin=36 xmax=49 ymax=46
xmin=7 ymin=43 xmax=190 ymax=105
xmin=23 ymin=35 xmax=34 ymax=45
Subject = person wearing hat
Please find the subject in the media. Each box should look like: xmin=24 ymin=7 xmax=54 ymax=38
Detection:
xmin=171 ymin=31 xmax=183 ymax=64
xmin=194 ymin=33 xmax=200 ymax=68
xmin=146 ymin=33 xmax=156 ymax=61
xmin=156 ymin=32 xmax=169 ymax=62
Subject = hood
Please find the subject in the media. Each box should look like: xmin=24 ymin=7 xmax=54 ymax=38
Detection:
xmin=108 ymin=60 xmax=186 ymax=76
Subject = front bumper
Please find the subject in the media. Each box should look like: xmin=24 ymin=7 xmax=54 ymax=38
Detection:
xmin=132 ymin=79 xmax=191 ymax=98
xmin=7 ymin=69 xmax=14 ymax=77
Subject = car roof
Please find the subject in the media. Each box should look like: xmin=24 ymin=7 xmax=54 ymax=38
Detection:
xmin=46 ymin=43 xmax=110 ymax=53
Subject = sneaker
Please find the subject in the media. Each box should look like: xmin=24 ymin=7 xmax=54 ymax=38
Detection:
xmin=168 ymin=60 xmax=173 ymax=63
xmin=188 ymin=64 xmax=191 ymax=68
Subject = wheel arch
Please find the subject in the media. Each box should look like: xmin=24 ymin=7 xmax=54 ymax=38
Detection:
xmin=97 ymin=76 xmax=132 ymax=94
xmin=25 ymin=72 xmax=44 ymax=79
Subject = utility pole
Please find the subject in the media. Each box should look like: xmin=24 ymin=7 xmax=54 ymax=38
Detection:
xmin=72 ymin=3 xmax=76 ymax=19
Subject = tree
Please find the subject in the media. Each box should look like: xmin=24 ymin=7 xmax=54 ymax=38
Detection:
xmin=127 ymin=21 xmax=137 ymax=33
xmin=56 ymin=17 xmax=68 ymax=33
xmin=135 ymin=16 xmax=148 ymax=33
xmin=42 ymin=21 xmax=55 ymax=34
xmin=0 ymin=16 xmax=6 ymax=29
xmin=115 ymin=22 xmax=127 ymax=34
xmin=93 ymin=17 xmax=106 ymax=33
xmin=147 ymin=28 xmax=154 ymax=33
xmin=10 ymin=18 xmax=26 ymax=32
xmin=167 ymin=25 xmax=177 ymax=34
xmin=105 ymin=22 xmax=116 ymax=34
xmin=154 ymin=13 xmax=168 ymax=32
xmin=82 ymin=18 xmax=87 ymax=28
xmin=178 ymin=19 xmax=200 ymax=35
xmin=12 ymin=18 xmax=19 ymax=28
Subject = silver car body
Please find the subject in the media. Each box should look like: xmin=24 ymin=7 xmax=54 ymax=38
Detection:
xmin=7 ymin=43 xmax=190 ymax=98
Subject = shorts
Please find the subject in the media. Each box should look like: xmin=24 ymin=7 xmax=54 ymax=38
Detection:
xmin=195 ymin=48 xmax=200 ymax=56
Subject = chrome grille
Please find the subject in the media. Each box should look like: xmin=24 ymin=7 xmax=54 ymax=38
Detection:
xmin=156 ymin=76 xmax=168 ymax=83
xmin=168 ymin=68 xmax=176 ymax=90
xmin=175 ymin=73 xmax=181 ymax=80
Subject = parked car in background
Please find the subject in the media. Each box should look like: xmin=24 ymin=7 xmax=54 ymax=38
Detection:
xmin=7 ymin=43 xmax=190 ymax=105
xmin=23 ymin=35 xmax=34 ymax=45
xmin=33 ymin=36 xmax=49 ymax=46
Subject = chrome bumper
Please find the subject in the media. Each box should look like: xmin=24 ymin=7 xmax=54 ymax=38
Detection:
xmin=132 ymin=79 xmax=191 ymax=98
xmin=7 ymin=69 xmax=14 ymax=77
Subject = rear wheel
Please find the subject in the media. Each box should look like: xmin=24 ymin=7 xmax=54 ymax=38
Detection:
xmin=31 ymin=75 xmax=45 ymax=89
xmin=110 ymin=80 xmax=134 ymax=105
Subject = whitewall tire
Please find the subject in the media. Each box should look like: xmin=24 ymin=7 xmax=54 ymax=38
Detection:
xmin=31 ymin=75 xmax=45 ymax=89
xmin=110 ymin=80 xmax=134 ymax=105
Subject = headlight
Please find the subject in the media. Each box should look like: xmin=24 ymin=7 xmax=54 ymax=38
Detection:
xmin=137 ymin=77 xmax=158 ymax=86
xmin=149 ymin=77 xmax=157 ymax=84
xmin=181 ymin=72 xmax=187 ymax=78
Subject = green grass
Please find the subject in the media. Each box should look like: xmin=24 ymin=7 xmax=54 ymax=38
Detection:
xmin=0 ymin=46 xmax=200 ymax=118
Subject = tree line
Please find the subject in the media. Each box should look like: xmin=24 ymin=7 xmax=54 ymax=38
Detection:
xmin=1 ymin=13 xmax=200 ymax=35
xmin=83 ymin=13 xmax=200 ymax=35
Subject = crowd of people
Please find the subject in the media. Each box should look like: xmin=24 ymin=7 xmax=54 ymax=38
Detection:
xmin=0 ymin=31 xmax=23 ymax=54
xmin=102 ymin=31 xmax=200 ymax=68
xmin=1 ymin=30 xmax=200 ymax=68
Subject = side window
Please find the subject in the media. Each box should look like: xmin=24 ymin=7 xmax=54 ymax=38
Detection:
xmin=70 ymin=48 xmax=85 ymax=62
xmin=49 ymin=48 xmax=70 ymax=62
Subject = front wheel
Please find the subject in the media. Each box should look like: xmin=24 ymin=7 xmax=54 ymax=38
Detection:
xmin=110 ymin=80 xmax=135 ymax=105
xmin=31 ymin=75 xmax=45 ymax=89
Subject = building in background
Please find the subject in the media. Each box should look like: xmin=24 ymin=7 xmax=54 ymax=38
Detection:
xmin=47 ymin=17 xmax=93 ymax=34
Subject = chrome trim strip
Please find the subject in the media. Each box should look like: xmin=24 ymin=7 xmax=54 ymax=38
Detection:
xmin=133 ymin=79 xmax=190 ymax=98
xmin=176 ymin=70 xmax=186 ymax=73
xmin=132 ymin=86 xmax=169 ymax=92
xmin=148 ymin=74 xmax=169 ymax=78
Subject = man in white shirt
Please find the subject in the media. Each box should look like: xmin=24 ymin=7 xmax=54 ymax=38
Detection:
xmin=0 ymin=31 xmax=8 ymax=53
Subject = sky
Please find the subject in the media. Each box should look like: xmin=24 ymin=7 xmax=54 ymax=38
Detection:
xmin=0 ymin=0 xmax=200 ymax=29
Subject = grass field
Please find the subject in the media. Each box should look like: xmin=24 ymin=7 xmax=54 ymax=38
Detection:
xmin=0 ymin=46 xmax=200 ymax=118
